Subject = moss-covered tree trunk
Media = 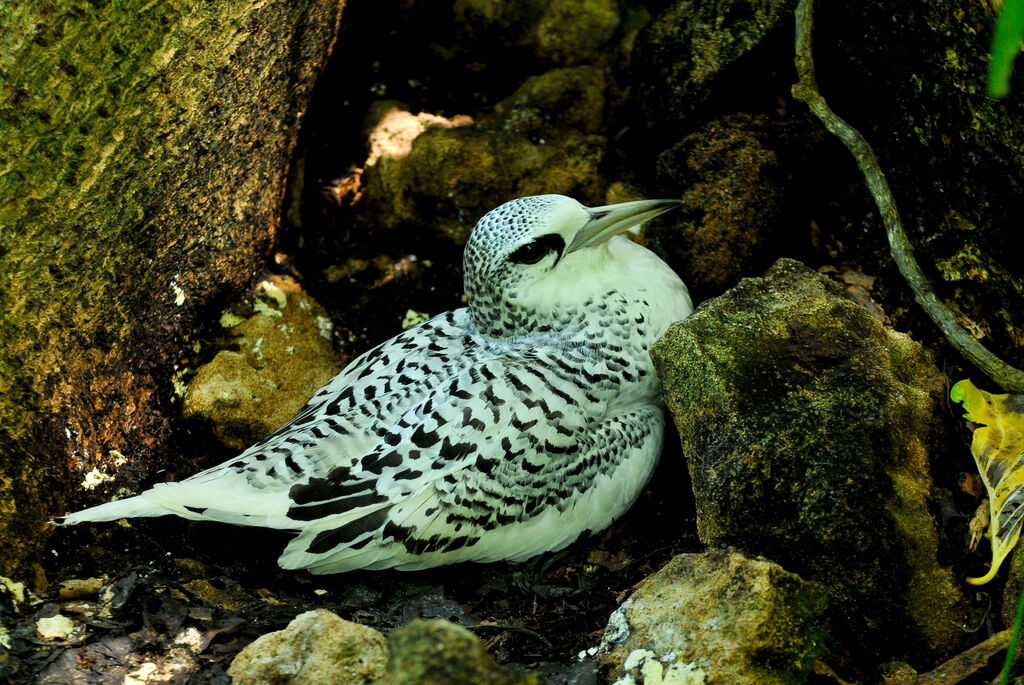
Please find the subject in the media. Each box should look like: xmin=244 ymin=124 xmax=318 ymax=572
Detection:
xmin=0 ymin=0 xmax=344 ymax=580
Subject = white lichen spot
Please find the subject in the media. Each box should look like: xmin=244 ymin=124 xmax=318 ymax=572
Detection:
xmin=401 ymin=309 xmax=430 ymax=330
xmin=617 ymin=649 xmax=706 ymax=685
xmin=299 ymin=297 xmax=311 ymax=310
xmin=663 ymin=661 xmax=707 ymax=685
xmin=0 ymin=576 xmax=26 ymax=605
xmin=81 ymin=468 xmax=114 ymax=490
xmin=253 ymin=298 xmax=284 ymax=319
xmin=256 ymin=279 xmax=288 ymax=309
xmin=316 ymin=315 xmax=334 ymax=340
xmin=277 ymin=323 xmax=295 ymax=336
xmin=0 ymin=626 xmax=11 ymax=650
xmin=601 ymin=600 xmax=632 ymax=649
xmin=108 ymin=449 xmax=127 ymax=467
xmin=624 ymin=649 xmax=658 ymax=673
xmin=173 ymin=626 xmax=206 ymax=651
xmin=220 ymin=310 xmax=246 ymax=328
xmin=170 ymin=276 xmax=186 ymax=306
xmin=313 ymin=588 xmax=328 ymax=596
xmin=286 ymin=345 xmax=295 ymax=355
xmin=36 ymin=614 xmax=77 ymax=640
xmin=252 ymin=336 xmax=265 ymax=362
xmin=641 ymin=658 xmax=664 ymax=684
xmin=171 ymin=366 xmax=190 ymax=399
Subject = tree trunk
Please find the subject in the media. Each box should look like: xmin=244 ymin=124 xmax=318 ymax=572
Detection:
xmin=0 ymin=0 xmax=344 ymax=580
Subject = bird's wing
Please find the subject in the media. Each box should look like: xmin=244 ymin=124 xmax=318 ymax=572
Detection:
xmin=277 ymin=346 xmax=665 ymax=573
xmin=58 ymin=309 xmax=479 ymax=529
xmin=239 ymin=307 xmax=481 ymax=469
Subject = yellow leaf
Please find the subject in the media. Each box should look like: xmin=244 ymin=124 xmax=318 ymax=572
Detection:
xmin=950 ymin=379 xmax=1024 ymax=584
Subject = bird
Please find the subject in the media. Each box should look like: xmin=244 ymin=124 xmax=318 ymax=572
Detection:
xmin=57 ymin=194 xmax=693 ymax=573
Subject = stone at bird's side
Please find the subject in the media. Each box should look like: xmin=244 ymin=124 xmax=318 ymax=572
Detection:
xmin=57 ymin=195 xmax=693 ymax=573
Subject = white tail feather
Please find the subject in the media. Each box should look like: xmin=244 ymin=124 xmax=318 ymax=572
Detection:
xmin=55 ymin=495 xmax=171 ymax=524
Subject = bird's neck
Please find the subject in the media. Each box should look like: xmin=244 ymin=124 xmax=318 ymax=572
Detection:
xmin=468 ymin=237 xmax=692 ymax=349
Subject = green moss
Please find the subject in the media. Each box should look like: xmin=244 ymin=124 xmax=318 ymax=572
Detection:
xmin=0 ymin=0 xmax=340 ymax=576
xmin=362 ymin=67 xmax=609 ymax=243
xmin=651 ymin=259 xmax=965 ymax=672
xmin=454 ymin=0 xmax=619 ymax=66
xmin=609 ymin=550 xmax=829 ymax=684
xmin=383 ymin=619 xmax=548 ymax=685
xmin=534 ymin=0 xmax=620 ymax=64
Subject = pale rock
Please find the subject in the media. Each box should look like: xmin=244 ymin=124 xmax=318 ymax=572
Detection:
xmin=227 ymin=609 xmax=387 ymax=685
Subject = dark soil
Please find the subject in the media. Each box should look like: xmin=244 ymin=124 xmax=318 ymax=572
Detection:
xmin=8 ymin=437 xmax=698 ymax=684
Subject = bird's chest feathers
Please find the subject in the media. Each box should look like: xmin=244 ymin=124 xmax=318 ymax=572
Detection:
xmin=517 ymin=237 xmax=689 ymax=351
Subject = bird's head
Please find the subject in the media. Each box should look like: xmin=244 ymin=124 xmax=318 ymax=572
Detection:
xmin=463 ymin=194 xmax=681 ymax=340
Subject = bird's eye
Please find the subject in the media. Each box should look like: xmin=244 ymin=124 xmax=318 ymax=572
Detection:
xmin=508 ymin=234 xmax=565 ymax=265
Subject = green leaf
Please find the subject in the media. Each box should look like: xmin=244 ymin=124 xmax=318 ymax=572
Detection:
xmin=989 ymin=0 xmax=1024 ymax=98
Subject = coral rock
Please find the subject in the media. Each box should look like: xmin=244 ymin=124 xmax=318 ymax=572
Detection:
xmin=227 ymin=609 xmax=387 ymax=685
xmin=380 ymin=619 xmax=546 ymax=685
xmin=651 ymin=258 xmax=966 ymax=673
xmin=184 ymin=276 xmax=344 ymax=450
xmin=360 ymin=66 xmax=610 ymax=244
xmin=602 ymin=549 xmax=829 ymax=684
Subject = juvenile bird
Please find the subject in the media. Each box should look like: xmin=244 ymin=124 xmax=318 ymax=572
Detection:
xmin=58 ymin=195 xmax=693 ymax=573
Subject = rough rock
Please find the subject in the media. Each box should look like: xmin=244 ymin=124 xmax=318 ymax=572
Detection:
xmin=227 ymin=609 xmax=388 ymax=685
xmin=816 ymin=2 xmax=1024 ymax=359
xmin=629 ymin=0 xmax=795 ymax=134
xmin=0 ymin=0 xmax=344 ymax=578
xmin=650 ymin=258 xmax=966 ymax=674
xmin=380 ymin=618 xmax=546 ymax=685
xmin=54 ymin=577 xmax=105 ymax=600
xmin=1002 ymin=548 xmax=1024 ymax=628
xmin=454 ymin=0 xmax=621 ymax=67
xmin=601 ymin=549 xmax=829 ymax=684
xmin=490 ymin=66 xmax=608 ymax=137
xmin=183 ymin=276 xmax=344 ymax=450
xmin=359 ymin=65 xmax=609 ymax=243
xmin=35 ymin=614 xmax=78 ymax=641
xmin=652 ymin=114 xmax=820 ymax=296
xmin=629 ymin=0 xmax=1024 ymax=370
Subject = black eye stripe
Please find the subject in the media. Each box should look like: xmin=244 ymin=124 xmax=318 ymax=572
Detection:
xmin=508 ymin=234 xmax=565 ymax=265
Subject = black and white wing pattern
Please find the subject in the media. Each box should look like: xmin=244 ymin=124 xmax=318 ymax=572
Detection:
xmin=275 ymin=344 xmax=664 ymax=572
xmin=58 ymin=309 xmax=480 ymax=528
xmin=57 ymin=193 xmax=691 ymax=574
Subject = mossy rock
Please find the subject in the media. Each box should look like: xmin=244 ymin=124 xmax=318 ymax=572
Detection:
xmin=0 ymin=0 xmax=342 ymax=580
xmin=651 ymin=258 xmax=966 ymax=675
xmin=603 ymin=549 xmax=830 ymax=684
xmin=380 ymin=619 xmax=548 ymax=685
xmin=360 ymin=66 xmax=610 ymax=243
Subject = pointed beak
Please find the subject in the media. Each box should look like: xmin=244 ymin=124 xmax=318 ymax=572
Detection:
xmin=567 ymin=199 xmax=681 ymax=253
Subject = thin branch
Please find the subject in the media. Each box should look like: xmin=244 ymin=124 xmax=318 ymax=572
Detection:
xmin=791 ymin=0 xmax=1024 ymax=393
xmin=911 ymin=628 xmax=1012 ymax=684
